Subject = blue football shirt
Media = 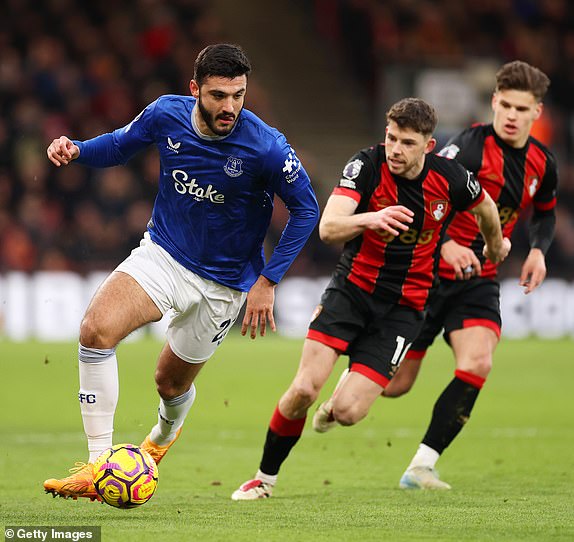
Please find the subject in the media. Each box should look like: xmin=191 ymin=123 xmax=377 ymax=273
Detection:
xmin=74 ymin=95 xmax=319 ymax=291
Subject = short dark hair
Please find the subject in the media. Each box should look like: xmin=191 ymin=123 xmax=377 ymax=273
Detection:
xmin=193 ymin=43 xmax=251 ymax=85
xmin=386 ymin=98 xmax=438 ymax=136
xmin=495 ymin=61 xmax=550 ymax=102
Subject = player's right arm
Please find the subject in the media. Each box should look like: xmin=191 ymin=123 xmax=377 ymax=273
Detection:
xmin=468 ymin=191 xmax=511 ymax=264
xmin=46 ymin=136 xmax=80 ymax=167
xmin=320 ymin=148 xmax=414 ymax=245
xmin=46 ymin=101 xmax=158 ymax=168
xmin=319 ymin=195 xmax=414 ymax=244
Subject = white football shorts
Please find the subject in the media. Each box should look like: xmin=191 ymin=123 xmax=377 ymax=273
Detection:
xmin=116 ymin=232 xmax=247 ymax=363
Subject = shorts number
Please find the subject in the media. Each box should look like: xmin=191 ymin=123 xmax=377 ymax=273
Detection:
xmin=390 ymin=335 xmax=412 ymax=366
xmin=211 ymin=319 xmax=232 ymax=344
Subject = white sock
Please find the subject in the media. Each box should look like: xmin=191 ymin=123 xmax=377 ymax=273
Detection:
xmin=78 ymin=345 xmax=119 ymax=463
xmin=256 ymin=470 xmax=277 ymax=486
xmin=407 ymin=443 xmax=440 ymax=470
xmin=149 ymin=384 xmax=196 ymax=446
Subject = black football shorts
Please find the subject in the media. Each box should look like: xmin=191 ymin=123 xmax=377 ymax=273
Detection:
xmin=410 ymin=277 xmax=501 ymax=354
xmin=307 ymin=274 xmax=424 ymax=387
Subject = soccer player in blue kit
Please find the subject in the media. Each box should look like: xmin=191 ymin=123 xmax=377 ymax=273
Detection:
xmin=43 ymin=43 xmax=319 ymax=501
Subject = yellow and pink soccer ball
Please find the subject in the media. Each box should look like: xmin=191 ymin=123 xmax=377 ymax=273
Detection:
xmin=93 ymin=443 xmax=158 ymax=508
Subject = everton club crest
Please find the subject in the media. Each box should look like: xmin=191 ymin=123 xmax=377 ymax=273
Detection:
xmin=224 ymin=156 xmax=243 ymax=178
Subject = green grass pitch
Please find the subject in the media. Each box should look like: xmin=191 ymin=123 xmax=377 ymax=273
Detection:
xmin=1 ymin=335 xmax=573 ymax=541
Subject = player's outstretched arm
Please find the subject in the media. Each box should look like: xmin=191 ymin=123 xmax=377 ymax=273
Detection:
xmin=241 ymin=275 xmax=277 ymax=340
xmin=469 ymin=192 xmax=511 ymax=264
xmin=319 ymin=194 xmax=413 ymax=245
xmin=46 ymin=136 xmax=80 ymax=167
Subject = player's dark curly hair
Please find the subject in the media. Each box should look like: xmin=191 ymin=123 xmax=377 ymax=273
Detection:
xmin=495 ymin=61 xmax=550 ymax=102
xmin=386 ymin=98 xmax=438 ymax=137
xmin=193 ymin=43 xmax=251 ymax=85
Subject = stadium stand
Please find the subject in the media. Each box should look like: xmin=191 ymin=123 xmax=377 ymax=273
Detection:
xmin=0 ymin=0 xmax=572 ymax=279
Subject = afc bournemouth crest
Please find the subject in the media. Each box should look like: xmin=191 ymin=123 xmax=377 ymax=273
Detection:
xmin=430 ymin=200 xmax=448 ymax=221
xmin=224 ymin=156 xmax=243 ymax=178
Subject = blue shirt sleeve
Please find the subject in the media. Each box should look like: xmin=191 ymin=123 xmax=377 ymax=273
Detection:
xmin=74 ymin=101 xmax=158 ymax=167
xmin=259 ymin=135 xmax=320 ymax=283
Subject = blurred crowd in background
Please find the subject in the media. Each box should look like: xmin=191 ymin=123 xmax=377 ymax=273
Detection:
xmin=0 ymin=0 xmax=217 ymax=273
xmin=1 ymin=0 xmax=573 ymax=278
xmin=310 ymin=0 xmax=574 ymax=278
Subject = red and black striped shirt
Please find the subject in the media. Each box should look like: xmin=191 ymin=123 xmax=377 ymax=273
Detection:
xmin=331 ymin=144 xmax=485 ymax=311
xmin=437 ymin=123 xmax=558 ymax=279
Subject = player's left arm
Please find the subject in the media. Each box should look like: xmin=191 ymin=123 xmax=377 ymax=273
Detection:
xmin=241 ymin=136 xmax=320 ymax=339
xmin=521 ymin=155 xmax=558 ymax=294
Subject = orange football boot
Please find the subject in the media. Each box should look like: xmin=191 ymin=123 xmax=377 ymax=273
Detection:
xmin=140 ymin=428 xmax=182 ymax=465
xmin=44 ymin=462 xmax=101 ymax=501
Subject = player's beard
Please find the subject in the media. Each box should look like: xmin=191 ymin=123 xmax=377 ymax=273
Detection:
xmin=197 ymin=97 xmax=241 ymax=137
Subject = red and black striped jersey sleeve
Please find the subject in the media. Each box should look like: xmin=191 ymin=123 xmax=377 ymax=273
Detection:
xmin=531 ymin=141 xmax=558 ymax=212
xmin=529 ymin=140 xmax=558 ymax=254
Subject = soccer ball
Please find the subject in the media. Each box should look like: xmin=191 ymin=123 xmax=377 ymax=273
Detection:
xmin=93 ymin=443 xmax=158 ymax=508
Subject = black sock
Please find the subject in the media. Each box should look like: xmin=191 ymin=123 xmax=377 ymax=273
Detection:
xmin=259 ymin=428 xmax=302 ymax=476
xmin=259 ymin=406 xmax=306 ymax=476
xmin=422 ymin=376 xmax=481 ymax=454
